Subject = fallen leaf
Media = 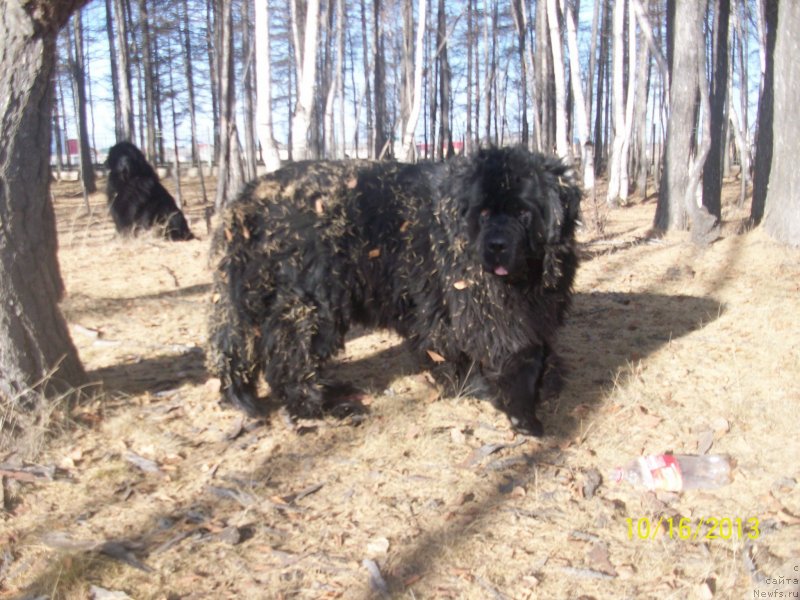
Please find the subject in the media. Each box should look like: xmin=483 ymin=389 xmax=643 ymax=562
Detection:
xmin=453 ymin=280 xmax=469 ymax=290
xmin=368 ymin=248 xmax=381 ymax=259
xmin=426 ymin=350 xmax=446 ymax=363
xmin=586 ymin=542 xmax=617 ymax=576
xmin=399 ymin=220 xmax=411 ymax=232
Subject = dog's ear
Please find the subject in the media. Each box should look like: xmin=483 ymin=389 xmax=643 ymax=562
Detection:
xmin=540 ymin=159 xmax=581 ymax=288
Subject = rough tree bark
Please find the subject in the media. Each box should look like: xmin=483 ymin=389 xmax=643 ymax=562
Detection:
xmin=701 ymin=0 xmax=730 ymax=223
xmin=758 ymin=0 xmax=800 ymax=245
xmin=0 ymin=0 xmax=89 ymax=408
xmin=751 ymin=0 xmax=777 ymax=226
xmin=654 ymin=0 xmax=716 ymax=242
xmin=112 ymin=0 xmax=134 ymax=140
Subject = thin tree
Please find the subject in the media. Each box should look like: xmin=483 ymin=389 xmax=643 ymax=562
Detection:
xmin=113 ymin=0 xmax=134 ymax=140
xmin=66 ymin=10 xmax=97 ymax=199
xmin=255 ymin=0 xmax=282 ymax=171
xmin=138 ymin=0 xmax=157 ymax=161
xmin=436 ymin=0 xmax=453 ymax=160
xmin=214 ymin=0 xmax=242 ymax=210
xmin=400 ymin=0 xmax=427 ymax=162
xmin=291 ymin=0 xmax=321 ymax=160
xmin=546 ymin=0 xmax=568 ymax=158
xmin=0 ymin=0 xmax=89 ymax=410
xmin=241 ymin=0 xmax=257 ymax=180
xmin=564 ymin=0 xmax=593 ymax=188
xmin=180 ymin=0 xmax=208 ymax=202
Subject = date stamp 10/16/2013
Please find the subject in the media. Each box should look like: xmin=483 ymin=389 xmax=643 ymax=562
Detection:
xmin=625 ymin=516 xmax=760 ymax=541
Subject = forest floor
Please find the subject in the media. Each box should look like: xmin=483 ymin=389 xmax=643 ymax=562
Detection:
xmin=1 ymin=172 xmax=799 ymax=600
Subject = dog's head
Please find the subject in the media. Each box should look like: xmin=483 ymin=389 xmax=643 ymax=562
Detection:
xmin=460 ymin=147 xmax=581 ymax=287
xmin=105 ymin=141 xmax=155 ymax=184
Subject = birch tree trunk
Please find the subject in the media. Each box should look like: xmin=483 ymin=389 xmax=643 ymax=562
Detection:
xmin=563 ymin=0 xmax=592 ymax=187
xmin=67 ymin=12 xmax=97 ymax=197
xmin=255 ymin=0 xmax=281 ymax=171
xmin=400 ymin=0 xmax=427 ymax=162
xmin=181 ymin=0 xmax=208 ymax=203
xmin=0 ymin=0 xmax=89 ymax=409
xmin=546 ymin=0 xmax=568 ymax=158
xmin=291 ymin=0 xmax=321 ymax=160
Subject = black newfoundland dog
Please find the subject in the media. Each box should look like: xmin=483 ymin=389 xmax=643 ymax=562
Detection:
xmin=105 ymin=141 xmax=194 ymax=241
xmin=208 ymin=147 xmax=581 ymax=435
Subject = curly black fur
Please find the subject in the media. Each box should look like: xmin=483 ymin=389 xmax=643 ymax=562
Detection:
xmin=208 ymin=147 xmax=581 ymax=435
xmin=105 ymin=141 xmax=194 ymax=241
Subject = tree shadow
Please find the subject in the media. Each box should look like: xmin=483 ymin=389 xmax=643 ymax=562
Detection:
xmin=87 ymin=347 xmax=207 ymax=396
xmin=15 ymin=290 xmax=722 ymax=597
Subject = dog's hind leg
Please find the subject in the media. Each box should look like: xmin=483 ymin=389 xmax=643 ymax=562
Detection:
xmin=259 ymin=297 xmax=332 ymax=420
xmin=208 ymin=299 xmax=264 ymax=416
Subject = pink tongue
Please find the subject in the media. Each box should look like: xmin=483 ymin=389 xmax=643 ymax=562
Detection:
xmin=494 ymin=266 xmax=509 ymax=276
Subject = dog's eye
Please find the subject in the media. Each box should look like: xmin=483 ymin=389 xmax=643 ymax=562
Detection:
xmin=480 ymin=208 xmax=491 ymax=221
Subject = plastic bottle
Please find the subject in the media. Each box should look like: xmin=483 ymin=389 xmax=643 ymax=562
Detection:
xmin=611 ymin=454 xmax=733 ymax=492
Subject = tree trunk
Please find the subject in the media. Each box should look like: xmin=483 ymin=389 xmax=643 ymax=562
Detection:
xmin=255 ymin=0 xmax=281 ymax=171
xmin=750 ymin=0 xmax=777 ymax=226
xmin=760 ymin=0 xmax=800 ymax=245
xmin=654 ymin=0 xmax=715 ymax=241
xmin=436 ymin=0 xmax=453 ymax=160
xmin=112 ymin=0 xmax=134 ymax=140
xmin=241 ymin=0 xmax=257 ymax=181
xmin=291 ymin=0 xmax=321 ymax=160
xmin=214 ymin=0 xmax=243 ymax=211
xmin=701 ymin=0 xmax=730 ymax=223
xmin=0 ymin=0 xmax=89 ymax=409
xmin=67 ymin=12 xmax=97 ymax=197
xmin=564 ymin=0 xmax=592 ymax=187
xmin=138 ymin=0 xmax=156 ymax=162
xmin=373 ymin=0 xmax=390 ymax=158
xmin=181 ymin=0 xmax=208 ymax=203
xmin=400 ymin=0 xmax=427 ymax=162
xmin=511 ymin=0 xmax=529 ymax=148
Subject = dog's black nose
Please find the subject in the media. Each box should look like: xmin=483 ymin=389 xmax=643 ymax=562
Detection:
xmin=487 ymin=237 xmax=507 ymax=254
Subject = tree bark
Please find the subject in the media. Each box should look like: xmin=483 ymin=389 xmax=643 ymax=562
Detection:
xmin=138 ymin=0 xmax=157 ymax=162
xmin=112 ymin=0 xmax=134 ymax=140
xmin=181 ymin=0 xmax=208 ymax=202
xmin=291 ymin=0 xmax=321 ymax=160
xmin=546 ymin=0 xmax=567 ymax=157
xmin=701 ymin=0 xmax=730 ymax=223
xmin=654 ymin=0 xmax=715 ymax=241
xmin=400 ymin=0 xmax=427 ymax=162
xmin=760 ymin=0 xmax=800 ymax=245
xmin=0 ymin=0 xmax=89 ymax=408
xmin=751 ymin=0 xmax=777 ymax=226
xmin=67 ymin=12 xmax=97 ymax=197
xmin=255 ymin=0 xmax=281 ymax=171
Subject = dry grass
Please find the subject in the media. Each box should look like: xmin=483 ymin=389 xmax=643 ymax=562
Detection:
xmin=1 ymin=174 xmax=798 ymax=599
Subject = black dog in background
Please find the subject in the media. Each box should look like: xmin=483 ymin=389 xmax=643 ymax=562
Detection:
xmin=208 ymin=147 xmax=582 ymax=435
xmin=104 ymin=141 xmax=194 ymax=241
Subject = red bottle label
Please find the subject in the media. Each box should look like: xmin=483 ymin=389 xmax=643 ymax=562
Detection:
xmin=638 ymin=455 xmax=683 ymax=491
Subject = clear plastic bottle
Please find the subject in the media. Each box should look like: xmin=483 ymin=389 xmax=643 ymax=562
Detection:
xmin=611 ymin=454 xmax=733 ymax=492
